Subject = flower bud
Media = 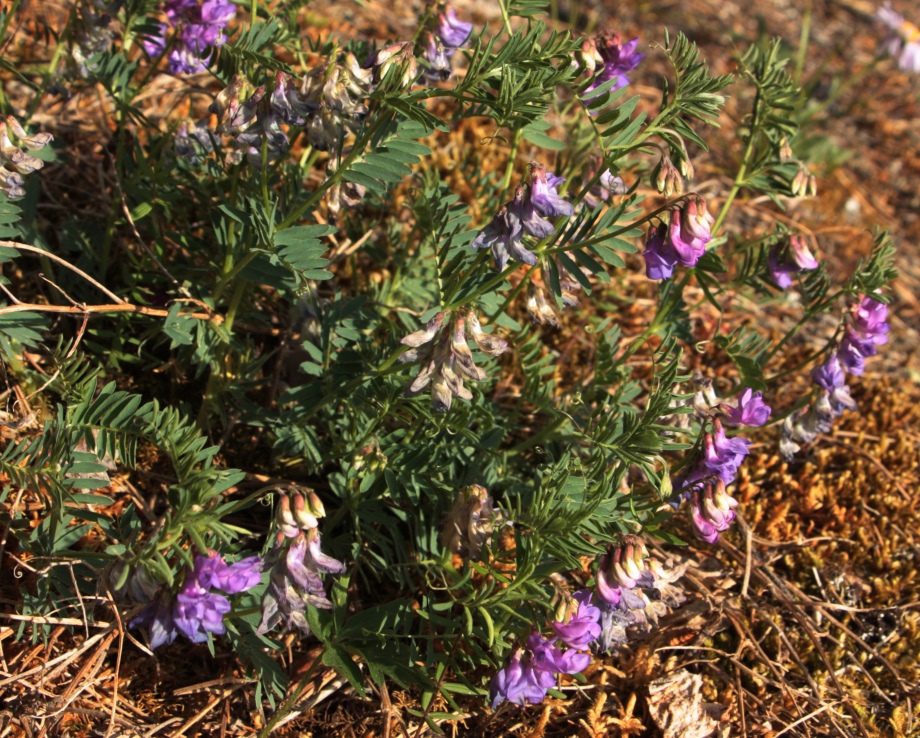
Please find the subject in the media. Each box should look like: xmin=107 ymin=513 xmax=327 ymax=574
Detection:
xmin=652 ymin=155 xmax=682 ymax=197
xmin=275 ymin=493 xmax=301 ymax=538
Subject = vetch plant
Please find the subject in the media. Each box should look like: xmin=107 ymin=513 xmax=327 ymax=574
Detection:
xmin=0 ymin=0 xmax=900 ymax=731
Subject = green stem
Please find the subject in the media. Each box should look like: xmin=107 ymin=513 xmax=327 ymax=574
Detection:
xmin=444 ymin=261 xmax=519 ymax=311
xmin=277 ymin=113 xmax=391 ymax=231
xmin=711 ymin=87 xmax=763 ymax=236
xmin=764 ymin=290 xmax=842 ymax=363
xmin=500 ymin=129 xmax=523 ymax=192
xmin=793 ymin=2 xmax=812 ymax=83
xmin=490 ymin=264 xmax=534 ymax=322
xmin=544 ymin=197 xmax=689 ymax=255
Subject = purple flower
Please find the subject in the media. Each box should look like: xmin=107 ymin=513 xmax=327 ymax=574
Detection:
xmin=552 ymin=590 xmax=601 ymax=648
xmin=812 ymin=350 xmax=846 ymax=392
xmin=813 ymin=350 xmax=858 ymax=415
xmin=422 ymin=33 xmax=452 ymax=83
xmin=129 ymin=550 xmax=261 ymax=649
xmin=129 ymin=596 xmax=179 ymax=650
xmin=668 ymin=203 xmax=708 ymax=267
xmin=852 ymin=296 xmax=890 ymax=341
xmin=839 ymin=327 xmax=877 ymax=375
xmin=689 ymin=480 xmax=738 ymax=544
xmin=201 ymin=0 xmax=235 ymax=28
xmin=689 ymin=490 xmax=720 ymax=544
xmin=585 ymin=32 xmax=644 ymax=95
xmin=595 ymin=541 xmax=654 ymax=608
xmin=644 ymin=223 xmax=677 ymax=280
xmin=174 ymin=579 xmax=232 ymax=642
xmin=258 ymin=528 xmax=345 ymax=635
xmin=470 ymin=189 xmax=533 ymax=270
xmin=722 ymin=388 xmax=772 ymax=427
xmin=490 ymin=648 xmax=555 ymax=708
xmin=769 ymin=235 xmax=819 ymax=288
xmin=702 ymin=419 xmax=750 ymax=483
xmin=877 ymin=4 xmax=920 ymax=72
xmin=148 ymin=0 xmax=236 ymax=74
xmin=528 ymin=163 xmax=574 ymax=218
xmin=437 ymin=6 xmax=473 ymax=49
xmin=528 ymin=632 xmax=590 ymax=675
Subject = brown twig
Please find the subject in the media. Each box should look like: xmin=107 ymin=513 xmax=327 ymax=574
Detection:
xmin=0 ymin=301 xmax=219 ymax=322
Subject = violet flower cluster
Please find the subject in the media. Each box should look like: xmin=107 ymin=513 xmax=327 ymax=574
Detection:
xmin=0 ymin=116 xmax=53 ymax=199
xmin=471 ymin=162 xmax=575 ymax=271
xmin=143 ymin=0 xmax=236 ymax=75
xmin=205 ymin=60 xmax=374 ymax=167
xmin=421 ymin=5 xmax=473 ymax=83
xmin=877 ymin=3 xmax=920 ymax=73
xmin=643 ymin=197 xmax=715 ymax=280
xmin=592 ymin=537 xmax=686 ymax=650
xmin=491 ymin=539 xmax=688 ymax=707
xmin=491 ymin=604 xmax=596 ymax=708
xmin=399 ymin=310 xmax=509 ymax=412
xmin=781 ymin=295 xmax=890 ymax=459
xmin=259 ymin=490 xmax=345 ymax=635
xmin=768 ymin=235 xmax=819 ymax=288
xmin=130 ymin=551 xmax=262 ymax=649
xmin=673 ymin=377 xmax=772 ymax=544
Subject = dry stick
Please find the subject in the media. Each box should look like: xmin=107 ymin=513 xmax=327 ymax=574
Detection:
xmin=0 ymin=301 xmax=217 ymax=321
xmin=774 ymin=701 xmax=843 ymax=738
xmin=719 ymin=547 xmax=846 ymax=727
xmin=0 ymin=241 xmax=124 ymax=304
xmin=100 ymin=580 xmax=126 ymax=738
xmin=725 ymin=612 xmax=813 ymax=714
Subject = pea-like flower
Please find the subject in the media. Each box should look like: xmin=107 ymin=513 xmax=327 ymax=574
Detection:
xmin=490 ymin=647 xmax=555 ymax=708
xmin=593 ymin=540 xmax=686 ymax=650
xmin=437 ymin=5 xmax=473 ymax=49
xmin=490 ymin=631 xmax=591 ymax=709
xmin=552 ymin=590 xmax=601 ymax=649
xmin=721 ymin=388 xmax=772 ymax=427
xmin=689 ymin=479 xmax=738 ymax=544
xmin=768 ymin=235 xmax=819 ymax=288
xmin=0 ymin=116 xmax=53 ymax=199
xmin=130 ymin=551 xmax=262 ymax=649
xmin=472 ymin=163 xmax=575 ymax=271
xmin=839 ymin=295 xmax=890 ymax=376
xmin=877 ymin=3 xmax=920 ymax=73
xmin=400 ymin=311 xmax=508 ymax=412
xmin=440 ymin=484 xmax=503 ymax=559
xmin=584 ymin=32 xmax=645 ymax=97
xmin=579 ymin=154 xmax=627 ymax=209
xmin=275 ymin=489 xmax=326 ymax=538
xmin=643 ymin=198 xmax=713 ymax=280
xmin=143 ymin=0 xmax=236 ymax=75
xmin=258 ymin=527 xmax=345 ymax=635
xmin=422 ymin=33 xmax=453 ymax=82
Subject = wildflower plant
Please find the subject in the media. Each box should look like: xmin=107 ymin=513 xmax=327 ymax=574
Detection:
xmin=0 ymin=0 xmax=899 ymax=731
